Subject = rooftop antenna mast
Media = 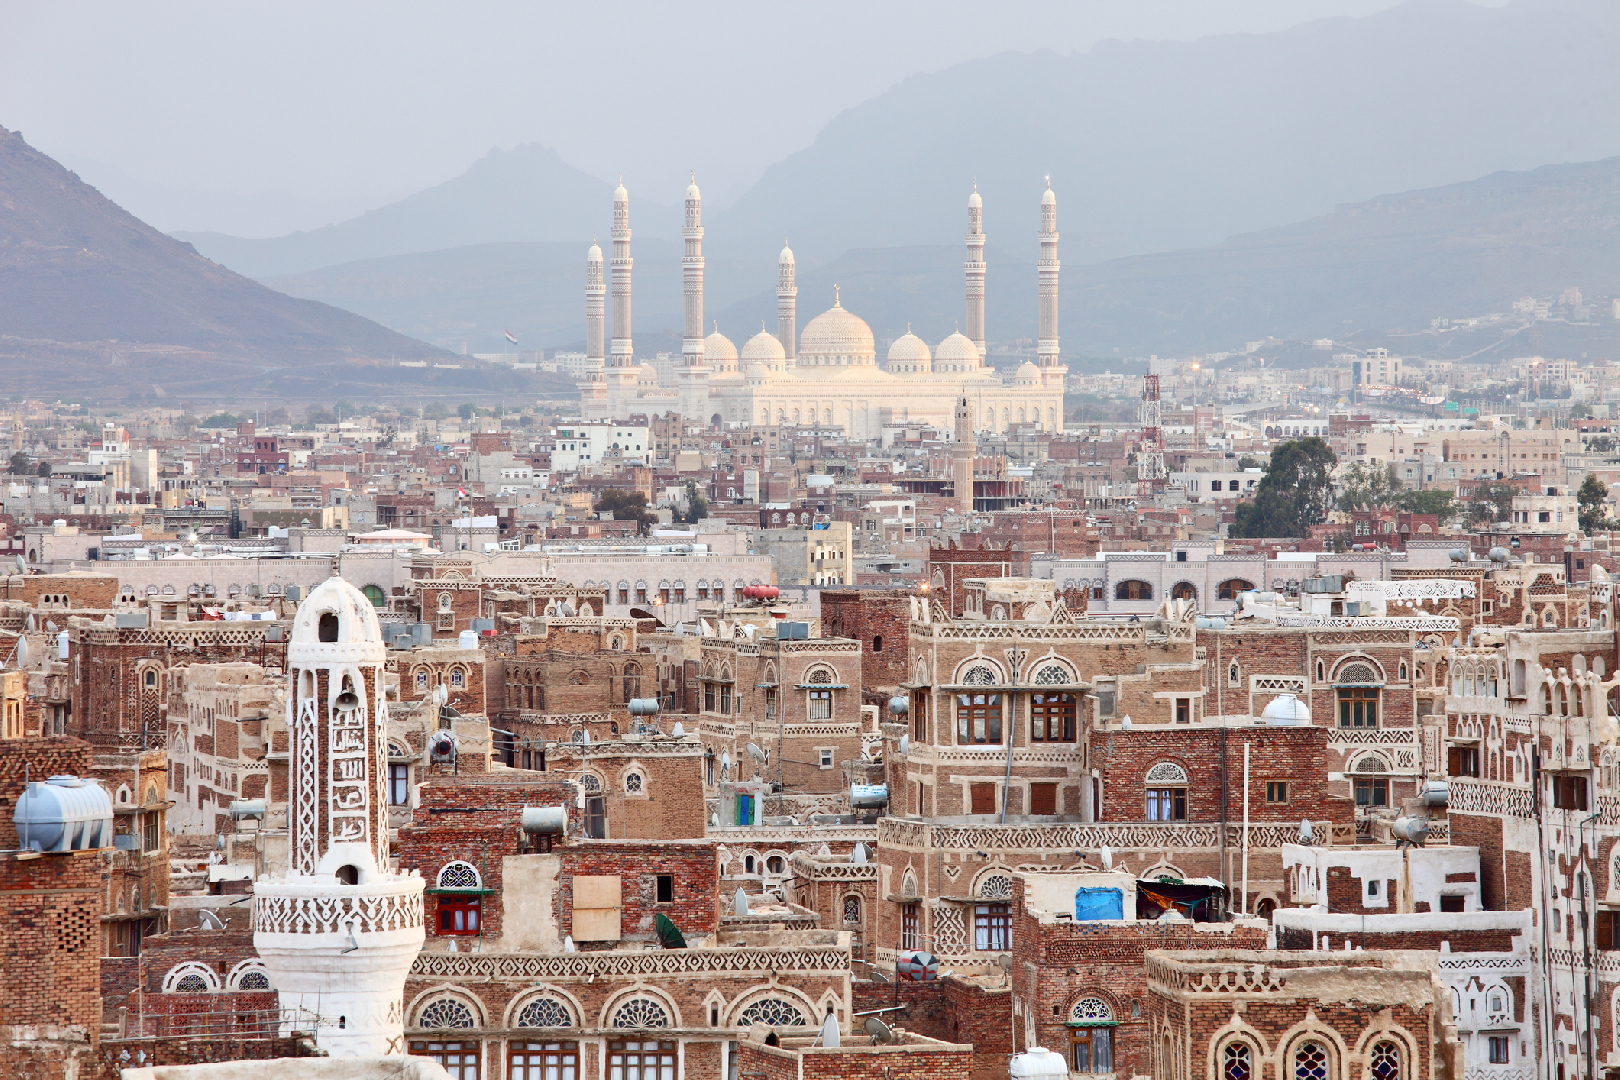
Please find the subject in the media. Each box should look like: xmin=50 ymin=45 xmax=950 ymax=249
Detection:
xmin=1137 ymin=374 xmax=1165 ymax=502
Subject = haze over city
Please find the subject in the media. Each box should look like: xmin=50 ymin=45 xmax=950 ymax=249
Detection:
xmin=0 ymin=3 xmax=1618 ymax=1079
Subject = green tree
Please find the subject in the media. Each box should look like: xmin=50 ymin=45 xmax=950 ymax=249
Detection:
xmin=1588 ymin=435 xmax=1617 ymax=454
xmin=675 ymin=479 xmax=708 ymax=524
xmin=424 ymin=401 xmax=449 ymax=420
xmin=1236 ymin=455 xmax=1264 ymax=471
xmin=457 ymin=403 xmax=476 ymax=420
xmin=1465 ymin=480 xmax=1518 ymax=529
xmin=1395 ymin=489 xmax=1457 ymax=523
xmin=8 ymin=452 xmax=27 ymax=475
xmin=594 ymin=488 xmax=656 ymax=535
xmin=1578 ymin=474 xmax=1610 ymax=533
xmin=35 ymin=461 xmax=50 ymax=477
xmin=198 ymin=412 xmax=238 ymax=428
xmin=1230 ymin=437 xmax=1337 ymax=538
xmin=1337 ymin=460 xmax=1402 ymax=511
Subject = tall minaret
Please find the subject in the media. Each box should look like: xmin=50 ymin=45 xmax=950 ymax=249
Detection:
xmin=682 ymin=174 xmax=705 ymax=370
xmin=1037 ymin=178 xmax=1060 ymax=370
xmin=611 ymin=178 xmax=634 ymax=370
xmin=951 ymin=394 xmax=975 ymax=515
xmin=254 ymin=577 xmax=424 ymax=1057
xmin=578 ymin=240 xmax=607 ymax=415
xmin=965 ymin=183 xmax=986 ymax=362
xmin=778 ymin=240 xmax=797 ymax=365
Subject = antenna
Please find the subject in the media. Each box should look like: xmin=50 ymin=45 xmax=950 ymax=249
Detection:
xmin=863 ymin=1017 xmax=895 ymax=1045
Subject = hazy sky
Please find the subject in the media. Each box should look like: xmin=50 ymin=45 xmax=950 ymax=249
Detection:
xmin=0 ymin=0 xmax=1461 ymax=232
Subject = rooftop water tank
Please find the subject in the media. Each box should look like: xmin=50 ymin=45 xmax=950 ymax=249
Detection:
xmin=627 ymin=698 xmax=661 ymax=716
xmin=850 ymin=784 xmax=889 ymax=808
xmin=1009 ymin=1048 xmax=1070 ymax=1080
xmin=14 ymin=775 xmax=113 ymax=853
xmin=457 ymin=629 xmax=478 ymax=649
xmin=520 ymin=805 xmax=568 ymax=834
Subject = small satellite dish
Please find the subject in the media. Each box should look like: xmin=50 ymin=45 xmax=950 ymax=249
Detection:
xmin=198 ymin=909 xmax=226 ymax=931
xmin=851 ymin=843 xmax=868 ymax=865
xmin=899 ymin=735 xmax=908 ymax=755
xmin=23 ymin=613 xmax=34 ymax=633
xmin=14 ymin=555 xmax=24 ymax=574
xmin=820 ymin=1013 xmax=840 ymax=1049
xmin=670 ymin=721 xmax=685 ymax=737
xmin=1100 ymin=846 xmax=1113 ymax=870
xmin=996 ymin=954 xmax=1015 ymax=971
xmin=1120 ymin=715 xmax=1132 ymax=730
xmin=746 ymin=742 xmax=768 ymax=764
xmin=44 ymin=620 xmax=56 ymax=633
xmin=734 ymin=888 xmax=750 ymax=916
xmin=563 ymin=935 xmax=576 ymax=953
xmin=710 ymin=812 xmax=719 ymax=827
xmin=12 ymin=636 xmax=25 ymax=669
xmin=1298 ymin=818 xmax=1314 ymax=845
xmin=722 ymin=751 xmax=731 ymax=770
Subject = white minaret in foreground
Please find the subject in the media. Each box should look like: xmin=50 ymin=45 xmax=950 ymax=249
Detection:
xmin=1037 ymin=179 xmax=1061 ymax=378
xmin=777 ymin=241 xmax=797 ymax=366
xmin=254 ymin=577 xmax=425 ymax=1057
xmin=965 ymin=184 xmax=986 ymax=362
xmin=682 ymin=174 xmax=705 ymax=371
xmin=611 ymin=179 xmax=634 ymax=370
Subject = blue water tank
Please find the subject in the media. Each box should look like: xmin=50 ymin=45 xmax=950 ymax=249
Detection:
xmin=14 ymin=776 xmax=114 ymax=853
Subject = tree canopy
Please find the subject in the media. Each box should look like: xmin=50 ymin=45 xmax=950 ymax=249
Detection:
xmin=1337 ymin=460 xmax=1401 ymax=512
xmin=1578 ymin=474 xmax=1610 ymax=533
xmin=1464 ymin=480 xmax=1518 ymax=529
xmin=594 ymin=488 xmax=656 ymax=534
xmin=1230 ymin=437 xmax=1337 ymax=538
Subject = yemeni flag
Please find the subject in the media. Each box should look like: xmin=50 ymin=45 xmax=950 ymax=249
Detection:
xmin=505 ymin=330 xmax=518 ymax=345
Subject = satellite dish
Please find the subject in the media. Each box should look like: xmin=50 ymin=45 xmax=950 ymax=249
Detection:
xmin=1120 ymin=715 xmax=1132 ymax=730
xmin=1100 ymin=846 xmax=1113 ymax=871
xmin=44 ymin=620 xmax=55 ymax=633
xmin=899 ymin=735 xmax=908 ymax=755
xmin=710 ymin=812 xmax=719 ymax=827
xmin=198 ymin=909 xmax=226 ymax=931
xmin=820 ymin=1013 xmax=840 ymax=1049
xmin=864 ymin=1017 xmax=896 ymax=1045
xmin=14 ymin=555 xmax=24 ymax=574
xmin=1298 ymin=818 xmax=1314 ymax=845
xmin=23 ymin=613 xmax=34 ymax=633
xmin=12 ymin=636 xmax=25 ymax=669
xmin=851 ymin=843 xmax=867 ymax=865
xmin=722 ymin=751 xmax=731 ymax=770
xmin=746 ymin=742 xmax=768 ymax=765
xmin=996 ymin=954 xmax=1015 ymax=971
xmin=734 ymin=888 xmax=750 ymax=916
xmin=670 ymin=721 xmax=685 ymax=737
xmin=818 ymin=843 xmax=831 ymax=857
xmin=562 ymin=935 xmax=576 ymax=953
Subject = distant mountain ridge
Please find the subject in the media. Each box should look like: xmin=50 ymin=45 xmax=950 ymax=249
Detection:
xmin=177 ymin=144 xmax=678 ymax=280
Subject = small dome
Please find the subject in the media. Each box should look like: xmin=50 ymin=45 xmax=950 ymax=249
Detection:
xmin=1041 ymin=182 xmax=1056 ymax=206
xmin=741 ymin=330 xmax=785 ymax=363
xmin=968 ymin=185 xmax=982 ymax=210
xmin=686 ymin=174 xmax=700 ymax=201
xmin=1014 ymin=361 xmax=1041 ymax=386
xmin=887 ymin=331 xmax=931 ymax=365
xmin=743 ymin=361 xmax=769 ymax=381
xmin=935 ymin=332 xmax=979 ymax=365
xmin=1261 ymin=693 xmax=1311 ymax=725
xmin=289 ymin=576 xmax=386 ymax=664
xmin=587 ymin=241 xmax=602 ymax=262
xmin=779 ymin=243 xmax=795 ymax=266
xmin=637 ymin=363 xmax=659 ymax=386
xmin=703 ymin=329 xmax=737 ymax=364
xmin=614 ymin=179 xmax=628 ymax=202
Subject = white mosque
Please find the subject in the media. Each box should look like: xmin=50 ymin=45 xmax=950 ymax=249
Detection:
xmin=577 ymin=178 xmax=1067 ymax=438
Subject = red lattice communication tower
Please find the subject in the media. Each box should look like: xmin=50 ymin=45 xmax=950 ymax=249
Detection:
xmin=1137 ymin=374 xmax=1166 ymax=501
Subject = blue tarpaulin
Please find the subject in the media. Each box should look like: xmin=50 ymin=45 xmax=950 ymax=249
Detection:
xmin=1074 ymin=886 xmax=1124 ymax=921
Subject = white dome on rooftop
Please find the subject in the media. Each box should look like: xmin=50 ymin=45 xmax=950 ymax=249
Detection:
xmin=887 ymin=329 xmax=931 ymax=368
xmin=703 ymin=328 xmax=737 ymax=364
xmin=741 ymin=329 xmax=786 ymax=364
xmin=1261 ymin=693 xmax=1310 ymax=725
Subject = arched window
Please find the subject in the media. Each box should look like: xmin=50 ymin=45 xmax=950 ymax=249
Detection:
xmin=164 ymin=962 xmax=220 ymax=993
xmin=172 ymin=972 xmax=211 ymax=993
xmin=1218 ymin=578 xmax=1255 ymax=601
xmin=1115 ymin=580 xmax=1152 ymax=601
xmin=960 ymin=664 xmax=997 ymax=686
xmin=236 ymin=969 xmax=270 ymax=991
xmin=1292 ymin=1041 xmax=1329 ymax=1080
xmin=611 ymin=997 xmax=671 ymax=1029
xmin=1222 ymin=1042 xmax=1253 ymax=1080
xmin=1368 ymin=1041 xmax=1402 ymax=1080
xmin=1227 ymin=662 xmax=1240 ymax=688
xmin=625 ymin=771 xmax=644 ymax=794
xmin=1145 ymin=763 xmax=1188 ymax=821
xmin=418 ymin=998 xmax=476 ymax=1029
xmin=582 ymin=773 xmax=602 ymax=792
xmin=436 ymin=861 xmax=481 ymax=890
xmin=362 ymin=584 xmax=385 ymax=608
xmin=1033 ymin=663 xmax=1071 ymax=685
xmin=517 ymin=996 xmax=573 ymax=1028
xmin=737 ymin=998 xmax=809 ymax=1027
xmin=1170 ymin=582 xmax=1197 ymax=602
xmin=977 ymin=873 xmax=1014 ymax=899
xmin=842 ymin=895 xmax=862 ymax=924
xmin=1068 ymin=998 xmax=1114 ymax=1074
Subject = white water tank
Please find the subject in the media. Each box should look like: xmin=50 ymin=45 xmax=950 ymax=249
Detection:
xmin=458 ymin=629 xmax=479 ymax=649
xmin=1009 ymin=1047 xmax=1069 ymax=1080
xmin=14 ymin=775 xmax=113 ymax=852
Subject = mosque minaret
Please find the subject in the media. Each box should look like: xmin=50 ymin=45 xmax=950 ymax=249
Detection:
xmin=965 ymin=183 xmax=986 ymax=361
xmin=777 ymin=241 xmax=797 ymax=366
xmin=1037 ymin=177 xmax=1062 ymax=377
xmin=581 ymin=181 xmax=1063 ymax=436
xmin=579 ymin=239 xmax=606 ymax=409
xmin=609 ymin=178 xmax=634 ymax=374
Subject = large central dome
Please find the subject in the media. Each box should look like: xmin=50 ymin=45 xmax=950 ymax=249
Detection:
xmin=798 ymin=289 xmax=875 ymax=368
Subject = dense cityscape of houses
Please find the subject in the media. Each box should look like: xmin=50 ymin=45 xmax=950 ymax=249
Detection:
xmin=6 ymin=337 xmax=1620 ymax=1080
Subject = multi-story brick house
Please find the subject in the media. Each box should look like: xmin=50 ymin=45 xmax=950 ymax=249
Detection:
xmin=165 ymin=661 xmax=280 ymax=836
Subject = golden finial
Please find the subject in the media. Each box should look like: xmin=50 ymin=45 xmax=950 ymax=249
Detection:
xmin=834 ymin=284 xmax=841 ymax=306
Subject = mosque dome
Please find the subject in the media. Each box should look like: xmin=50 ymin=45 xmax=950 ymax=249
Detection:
xmin=779 ymin=243 xmax=795 ymax=266
xmin=1261 ymin=693 xmax=1311 ymax=726
xmin=1041 ymin=182 xmax=1056 ymax=206
xmin=587 ymin=241 xmax=602 ymax=261
xmin=743 ymin=361 xmax=769 ymax=383
xmin=703 ymin=328 xmax=738 ymax=369
xmin=637 ymin=363 xmax=659 ymax=387
xmin=741 ymin=329 xmax=786 ymax=364
xmin=886 ymin=329 xmax=931 ymax=374
xmin=1014 ymin=361 xmax=1041 ymax=387
xmin=935 ymin=331 xmax=980 ymax=372
xmin=968 ymin=185 xmax=982 ymax=210
xmin=686 ymin=175 xmax=700 ymax=201
xmin=799 ymin=291 xmax=875 ymax=367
